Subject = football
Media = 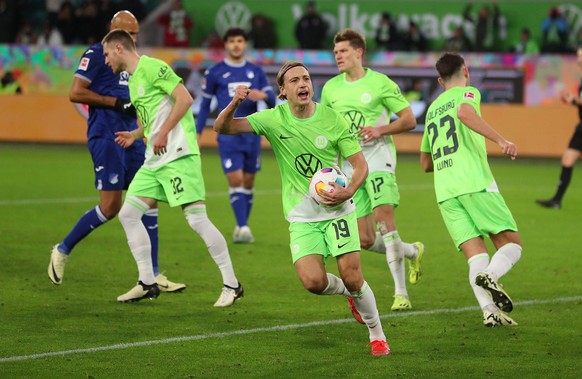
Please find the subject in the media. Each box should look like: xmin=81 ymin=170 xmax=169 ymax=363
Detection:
xmin=309 ymin=167 xmax=348 ymax=206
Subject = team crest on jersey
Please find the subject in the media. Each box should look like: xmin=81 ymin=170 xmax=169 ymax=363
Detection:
xmin=360 ymin=93 xmax=372 ymax=104
xmin=314 ymin=135 xmax=328 ymax=149
xmin=246 ymin=70 xmax=255 ymax=79
xmin=78 ymin=57 xmax=90 ymax=71
xmin=463 ymin=91 xmax=476 ymax=101
xmin=138 ymin=85 xmax=145 ymax=96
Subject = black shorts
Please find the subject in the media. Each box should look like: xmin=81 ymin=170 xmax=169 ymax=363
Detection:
xmin=568 ymin=123 xmax=582 ymax=151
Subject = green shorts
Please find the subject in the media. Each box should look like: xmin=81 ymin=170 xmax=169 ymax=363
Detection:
xmin=353 ymin=171 xmax=400 ymax=218
xmin=289 ymin=211 xmax=360 ymax=264
xmin=438 ymin=191 xmax=518 ymax=250
xmin=127 ymin=155 xmax=206 ymax=207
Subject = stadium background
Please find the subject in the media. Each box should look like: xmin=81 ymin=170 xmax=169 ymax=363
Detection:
xmin=1 ymin=0 xmax=582 ymax=157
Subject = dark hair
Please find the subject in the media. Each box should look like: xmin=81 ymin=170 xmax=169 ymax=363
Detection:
xmin=435 ymin=52 xmax=465 ymax=81
xmin=333 ymin=28 xmax=366 ymax=52
xmin=276 ymin=61 xmax=309 ymax=100
xmin=102 ymin=29 xmax=136 ymax=51
xmin=223 ymin=27 xmax=248 ymax=41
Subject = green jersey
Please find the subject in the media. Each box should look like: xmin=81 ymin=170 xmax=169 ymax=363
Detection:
xmin=421 ymin=86 xmax=497 ymax=203
xmin=248 ymin=102 xmax=361 ymax=222
xmin=321 ymin=68 xmax=409 ymax=177
xmin=129 ymin=55 xmax=199 ymax=169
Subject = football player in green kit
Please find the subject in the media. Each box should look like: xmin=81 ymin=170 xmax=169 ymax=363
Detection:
xmin=321 ymin=29 xmax=423 ymax=312
xmin=214 ymin=61 xmax=391 ymax=356
xmin=420 ymin=52 xmax=522 ymax=327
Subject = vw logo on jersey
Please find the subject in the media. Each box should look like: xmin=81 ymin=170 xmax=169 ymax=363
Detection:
xmin=246 ymin=70 xmax=255 ymax=79
xmin=314 ymin=135 xmax=328 ymax=149
xmin=360 ymin=93 xmax=372 ymax=104
xmin=294 ymin=153 xmax=322 ymax=178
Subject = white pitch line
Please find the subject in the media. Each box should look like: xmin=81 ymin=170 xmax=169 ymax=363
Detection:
xmin=1 ymin=295 xmax=580 ymax=363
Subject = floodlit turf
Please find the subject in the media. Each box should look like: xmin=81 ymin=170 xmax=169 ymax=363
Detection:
xmin=0 ymin=143 xmax=581 ymax=378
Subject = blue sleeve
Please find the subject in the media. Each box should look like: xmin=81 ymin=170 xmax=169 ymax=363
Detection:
xmin=195 ymin=68 xmax=216 ymax=134
xmin=257 ymin=69 xmax=276 ymax=108
xmin=196 ymin=95 xmax=212 ymax=134
xmin=74 ymin=46 xmax=103 ymax=83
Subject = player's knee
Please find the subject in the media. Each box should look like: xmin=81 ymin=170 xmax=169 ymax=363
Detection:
xmin=118 ymin=203 xmax=143 ymax=227
xmin=100 ymin=204 xmax=121 ymax=219
xmin=301 ymin=276 xmax=327 ymax=294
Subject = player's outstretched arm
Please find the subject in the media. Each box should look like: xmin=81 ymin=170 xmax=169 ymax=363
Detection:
xmin=214 ymin=86 xmax=255 ymax=135
xmin=458 ymin=103 xmax=517 ymax=159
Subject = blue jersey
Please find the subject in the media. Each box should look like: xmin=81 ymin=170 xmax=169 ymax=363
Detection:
xmin=196 ymin=59 xmax=275 ymax=145
xmin=74 ymin=43 xmax=138 ymax=141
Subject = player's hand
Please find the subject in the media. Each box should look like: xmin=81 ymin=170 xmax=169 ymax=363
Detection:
xmin=318 ymin=182 xmax=352 ymax=207
xmin=247 ymin=89 xmax=266 ymax=102
xmin=154 ymin=132 xmax=168 ymax=155
xmin=499 ymin=140 xmax=517 ymax=160
xmin=114 ymin=98 xmax=137 ymax=117
xmin=358 ymin=126 xmax=381 ymax=143
xmin=233 ymin=86 xmax=250 ymax=105
xmin=114 ymin=131 xmax=135 ymax=148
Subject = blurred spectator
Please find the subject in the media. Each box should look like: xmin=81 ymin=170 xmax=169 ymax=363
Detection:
xmin=56 ymin=1 xmax=77 ymax=44
xmin=157 ymin=0 xmax=193 ymax=47
xmin=0 ymin=71 xmax=22 ymax=94
xmin=117 ymin=0 xmax=147 ymax=21
xmin=541 ymin=7 xmax=568 ymax=53
xmin=294 ymin=1 xmax=326 ymax=49
xmin=463 ymin=2 xmax=503 ymax=52
xmin=15 ymin=19 xmax=37 ymax=44
xmin=0 ymin=0 xmax=20 ymax=43
xmin=403 ymin=21 xmax=427 ymax=52
xmin=443 ymin=26 xmax=472 ymax=52
xmin=36 ymin=20 xmax=64 ymax=47
xmin=98 ymin=0 xmax=118 ymax=36
xmin=249 ymin=13 xmax=277 ymax=49
xmin=375 ymin=12 xmax=403 ymax=51
xmin=512 ymin=28 xmax=539 ymax=55
xmin=77 ymin=0 xmax=101 ymax=44
xmin=404 ymin=79 xmax=425 ymax=102
xmin=46 ymin=0 xmax=66 ymax=25
xmin=200 ymin=30 xmax=223 ymax=49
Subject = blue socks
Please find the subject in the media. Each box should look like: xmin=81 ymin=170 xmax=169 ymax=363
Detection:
xmin=142 ymin=208 xmax=159 ymax=276
xmin=229 ymin=187 xmax=247 ymax=227
xmin=59 ymin=206 xmax=108 ymax=254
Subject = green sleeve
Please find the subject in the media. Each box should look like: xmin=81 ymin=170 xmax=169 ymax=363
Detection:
xmin=382 ymin=76 xmax=410 ymax=114
xmin=247 ymin=109 xmax=268 ymax=136
xmin=149 ymin=58 xmax=182 ymax=95
xmin=459 ymin=87 xmax=481 ymax=115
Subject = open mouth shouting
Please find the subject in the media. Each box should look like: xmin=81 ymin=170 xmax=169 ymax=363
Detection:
xmin=297 ymin=89 xmax=310 ymax=101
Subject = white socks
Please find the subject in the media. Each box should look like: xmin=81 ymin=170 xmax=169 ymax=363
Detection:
xmin=322 ymin=273 xmax=350 ymax=296
xmin=118 ymin=197 xmax=155 ymax=285
xmin=468 ymin=253 xmax=495 ymax=311
xmin=184 ymin=204 xmax=238 ymax=288
xmin=485 ymin=243 xmax=522 ymax=280
xmin=383 ymin=231 xmax=408 ymax=297
xmin=351 ymin=281 xmax=386 ymax=342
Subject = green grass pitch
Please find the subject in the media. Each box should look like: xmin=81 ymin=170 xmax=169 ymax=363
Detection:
xmin=0 ymin=143 xmax=581 ymax=378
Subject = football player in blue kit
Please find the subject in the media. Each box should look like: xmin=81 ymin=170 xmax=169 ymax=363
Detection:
xmin=196 ymin=27 xmax=276 ymax=243
xmin=48 ymin=10 xmax=185 ymax=292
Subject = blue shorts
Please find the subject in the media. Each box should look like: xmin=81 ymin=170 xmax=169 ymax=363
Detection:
xmin=217 ymin=135 xmax=261 ymax=174
xmin=88 ymin=137 xmax=145 ymax=191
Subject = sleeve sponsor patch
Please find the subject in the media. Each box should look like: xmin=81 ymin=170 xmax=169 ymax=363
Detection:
xmin=78 ymin=57 xmax=90 ymax=71
xmin=463 ymin=91 xmax=476 ymax=101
